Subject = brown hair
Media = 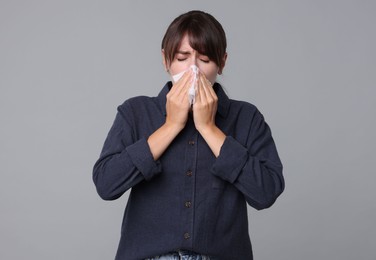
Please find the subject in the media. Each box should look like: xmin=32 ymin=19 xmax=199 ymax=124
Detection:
xmin=161 ymin=10 xmax=227 ymax=69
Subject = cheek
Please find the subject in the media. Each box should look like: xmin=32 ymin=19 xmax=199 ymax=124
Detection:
xmin=169 ymin=63 xmax=189 ymax=75
xmin=202 ymin=67 xmax=219 ymax=83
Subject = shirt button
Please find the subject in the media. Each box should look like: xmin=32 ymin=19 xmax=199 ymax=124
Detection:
xmin=186 ymin=170 xmax=193 ymax=177
xmin=188 ymin=140 xmax=195 ymax=145
xmin=184 ymin=232 xmax=190 ymax=239
xmin=185 ymin=201 xmax=192 ymax=208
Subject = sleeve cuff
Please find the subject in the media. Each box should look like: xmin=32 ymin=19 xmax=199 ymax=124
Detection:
xmin=211 ymin=136 xmax=248 ymax=183
xmin=125 ymin=138 xmax=162 ymax=181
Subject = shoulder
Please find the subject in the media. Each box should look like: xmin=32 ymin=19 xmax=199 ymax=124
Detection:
xmin=228 ymin=98 xmax=264 ymax=122
xmin=116 ymin=83 xmax=169 ymax=115
xmin=117 ymin=95 xmax=158 ymax=114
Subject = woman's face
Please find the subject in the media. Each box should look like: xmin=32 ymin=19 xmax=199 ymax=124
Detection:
xmin=163 ymin=34 xmax=225 ymax=83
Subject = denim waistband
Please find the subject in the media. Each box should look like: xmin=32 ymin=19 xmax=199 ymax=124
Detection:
xmin=145 ymin=249 xmax=212 ymax=260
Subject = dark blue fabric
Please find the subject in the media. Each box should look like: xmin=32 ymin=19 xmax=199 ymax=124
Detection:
xmin=93 ymin=82 xmax=284 ymax=260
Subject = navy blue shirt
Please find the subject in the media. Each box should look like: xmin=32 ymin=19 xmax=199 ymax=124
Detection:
xmin=93 ymin=82 xmax=284 ymax=260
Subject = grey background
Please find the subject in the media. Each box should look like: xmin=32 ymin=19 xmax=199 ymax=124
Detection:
xmin=1 ymin=0 xmax=375 ymax=259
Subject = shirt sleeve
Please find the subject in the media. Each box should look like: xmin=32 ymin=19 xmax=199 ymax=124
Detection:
xmin=92 ymin=102 xmax=162 ymax=200
xmin=211 ymin=109 xmax=284 ymax=210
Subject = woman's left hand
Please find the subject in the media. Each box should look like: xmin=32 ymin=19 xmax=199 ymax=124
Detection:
xmin=192 ymin=72 xmax=218 ymax=132
xmin=192 ymin=72 xmax=226 ymax=157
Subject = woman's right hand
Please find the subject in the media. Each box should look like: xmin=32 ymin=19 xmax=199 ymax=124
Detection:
xmin=147 ymin=70 xmax=193 ymax=161
xmin=165 ymin=70 xmax=193 ymax=131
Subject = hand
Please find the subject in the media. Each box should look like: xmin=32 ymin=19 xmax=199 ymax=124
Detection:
xmin=192 ymin=72 xmax=225 ymax=157
xmin=192 ymin=72 xmax=218 ymax=132
xmin=148 ymin=71 xmax=193 ymax=161
xmin=165 ymin=70 xmax=192 ymax=131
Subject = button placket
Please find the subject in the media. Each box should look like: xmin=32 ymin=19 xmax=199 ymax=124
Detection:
xmin=181 ymin=130 xmax=198 ymax=247
xmin=188 ymin=140 xmax=195 ymax=145
xmin=185 ymin=201 xmax=192 ymax=208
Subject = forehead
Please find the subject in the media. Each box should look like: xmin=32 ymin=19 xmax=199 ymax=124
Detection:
xmin=176 ymin=34 xmax=207 ymax=56
xmin=177 ymin=34 xmax=193 ymax=50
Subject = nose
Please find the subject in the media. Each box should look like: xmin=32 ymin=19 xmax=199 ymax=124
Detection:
xmin=189 ymin=59 xmax=198 ymax=68
xmin=189 ymin=52 xmax=199 ymax=67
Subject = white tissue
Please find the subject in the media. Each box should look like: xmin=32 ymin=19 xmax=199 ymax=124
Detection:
xmin=171 ymin=70 xmax=185 ymax=83
xmin=171 ymin=65 xmax=199 ymax=105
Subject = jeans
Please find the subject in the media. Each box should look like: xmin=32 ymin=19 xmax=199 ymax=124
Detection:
xmin=145 ymin=249 xmax=212 ymax=260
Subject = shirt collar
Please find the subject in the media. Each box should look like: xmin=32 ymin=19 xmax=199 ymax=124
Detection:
xmin=157 ymin=81 xmax=230 ymax=118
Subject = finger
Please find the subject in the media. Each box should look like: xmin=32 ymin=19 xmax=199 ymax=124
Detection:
xmin=171 ymin=70 xmax=190 ymax=90
xmin=198 ymin=73 xmax=212 ymax=102
xmin=174 ymin=72 xmax=195 ymax=107
xmin=195 ymin=76 xmax=204 ymax=103
xmin=178 ymin=70 xmax=195 ymax=100
xmin=171 ymin=70 xmax=192 ymax=96
xmin=194 ymin=73 xmax=204 ymax=104
xmin=173 ymin=69 xmax=191 ymax=85
xmin=199 ymin=72 xmax=213 ymax=90
xmin=203 ymin=81 xmax=215 ymax=102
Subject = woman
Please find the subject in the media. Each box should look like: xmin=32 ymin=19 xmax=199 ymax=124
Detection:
xmin=93 ymin=10 xmax=284 ymax=260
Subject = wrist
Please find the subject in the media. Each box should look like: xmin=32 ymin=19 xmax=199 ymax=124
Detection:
xmin=197 ymin=123 xmax=218 ymax=137
xmin=164 ymin=120 xmax=185 ymax=134
xmin=197 ymin=124 xmax=226 ymax=157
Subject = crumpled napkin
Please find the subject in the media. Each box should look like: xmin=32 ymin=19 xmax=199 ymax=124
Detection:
xmin=171 ymin=65 xmax=199 ymax=105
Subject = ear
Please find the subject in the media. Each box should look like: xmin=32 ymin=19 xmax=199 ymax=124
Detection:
xmin=161 ymin=49 xmax=169 ymax=72
xmin=218 ymin=52 xmax=228 ymax=75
